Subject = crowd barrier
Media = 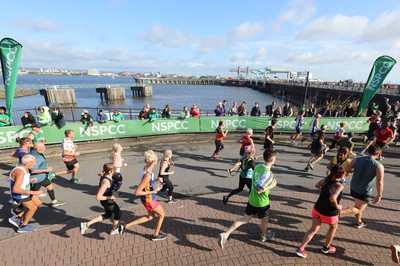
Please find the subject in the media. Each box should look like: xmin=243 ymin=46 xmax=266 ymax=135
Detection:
xmin=0 ymin=116 xmax=370 ymax=148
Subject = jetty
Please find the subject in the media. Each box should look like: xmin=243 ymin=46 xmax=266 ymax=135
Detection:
xmin=134 ymin=77 xmax=220 ymax=85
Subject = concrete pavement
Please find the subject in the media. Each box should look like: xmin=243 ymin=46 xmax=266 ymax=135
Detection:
xmin=0 ymin=133 xmax=399 ymax=265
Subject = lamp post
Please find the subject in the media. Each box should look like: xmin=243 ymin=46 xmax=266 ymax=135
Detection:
xmin=303 ymin=71 xmax=310 ymax=106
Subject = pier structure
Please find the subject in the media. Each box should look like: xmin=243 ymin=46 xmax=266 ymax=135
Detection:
xmin=130 ymin=85 xmax=153 ymax=97
xmin=134 ymin=78 xmax=220 ymax=85
xmin=39 ymin=86 xmax=76 ymax=105
xmin=96 ymin=86 xmax=126 ymax=101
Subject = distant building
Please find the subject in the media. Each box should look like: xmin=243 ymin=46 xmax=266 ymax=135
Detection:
xmin=88 ymin=69 xmax=100 ymax=76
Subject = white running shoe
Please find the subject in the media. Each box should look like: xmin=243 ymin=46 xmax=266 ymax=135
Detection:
xmin=80 ymin=222 xmax=88 ymax=235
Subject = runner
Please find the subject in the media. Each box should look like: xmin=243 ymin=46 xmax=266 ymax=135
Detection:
xmin=302 ymin=114 xmax=321 ymax=144
xmin=336 ymin=132 xmax=356 ymax=157
xmin=109 ymin=143 xmax=127 ymax=194
xmin=158 ymin=150 xmax=177 ymax=204
xmin=27 ymin=123 xmax=47 ymax=143
xmin=80 ymin=163 xmax=122 ymax=236
xmin=325 ymin=147 xmax=351 ymax=176
xmin=295 ymin=165 xmax=346 ymax=258
xmin=304 ymin=125 xmax=328 ymax=172
xmin=121 ymin=150 xmax=167 ymax=241
xmin=373 ymin=122 xmax=394 ymax=160
xmin=360 ymin=117 xmax=381 ymax=156
xmin=329 ymin=122 xmax=345 ymax=149
xmin=263 ymin=119 xmax=278 ymax=150
xmin=211 ymin=121 xmax=228 ymax=160
xmin=57 ymin=130 xmax=81 ymax=183
xmin=8 ymin=154 xmax=42 ymax=233
xmin=223 ymin=146 xmax=256 ymax=205
xmin=218 ymin=149 xmax=278 ymax=249
xmin=290 ymin=111 xmax=305 ymax=145
xmin=340 ymin=144 xmax=384 ymax=228
xmin=30 ymin=142 xmax=66 ymax=207
xmin=227 ymin=128 xmax=254 ymax=174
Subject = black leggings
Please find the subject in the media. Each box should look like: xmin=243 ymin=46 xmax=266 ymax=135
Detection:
xmin=161 ymin=177 xmax=174 ymax=196
xmin=228 ymin=177 xmax=252 ymax=198
xmin=100 ymin=200 xmax=121 ymax=220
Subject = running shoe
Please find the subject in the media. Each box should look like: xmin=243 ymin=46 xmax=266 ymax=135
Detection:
xmin=295 ymin=248 xmax=307 ymax=258
xmin=17 ymin=224 xmax=37 ymax=233
xmin=70 ymin=178 xmax=81 ymax=183
xmin=227 ymin=169 xmax=232 ymax=176
xmin=321 ymin=246 xmax=336 ymax=254
xmin=222 ymin=196 xmax=228 ymax=205
xmin=8 ymin=216 xmax=21 ymax=228
xmin=360 ymin=150 xmax=366 ymax=156
xmin=391 ymin=245 xmax=400 ymax=264
xmin=304 ymin=166 xmax=310 ymax=172
xmin=167 ymin=199 xmax=177 ymax=204
xmin=291 ymin=141 xmax=297 ymax=145
xmin=218 ymin=233 xmax=228 ymax=249
xmin=8 ymin=198 xmax=18 ymax=205
xmin=37 ymin=192 xmax=47 ymax=198
xmin=52 ymin=200 xmax=66 ymax=207
xmin=80 ymin=222 xmax=88 ymax=235
xmin=118 ymin=225 xmax=125 ymax=235
xmin=210 ymin=156 xmax=217 ymax=160
xmin=110 ymin=228 xmax=120 ymax=236
xmin=152 ymin=232 xmax=167 ymax=241
xmin=354 ymin=221 xmax=367 ymax=229
xmin=260 ymin=230 xmax=275 ymax=242
xmin=308 ymin=163 xmax=314 ymax=170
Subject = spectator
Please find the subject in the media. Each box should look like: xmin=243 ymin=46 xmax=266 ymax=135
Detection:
xmin=180 ymin=106 xmax=190 ymax=118
xmin=229 ymin=102 xmax=238 ymax=116
xmin=273 ymin=106 xmax=282 ymax=118
xmin=0 ymin=106 xmax=10 ymax=126
xmin=21 ymin=112 xmax=36 ymax=128
xmin=36 ymin=106 xmax=52 ymax=126
xmin=250 ymin=102 xmax=261 ymax=117
xmin=149 ymin=108 xmax=158 ymax=122
xmin=222 ymin=100 xmax=228 ymax=114
xmin=51 ymin=107 xmax=66 ymax=129
xmin=80 ymin=109 xmax=94 ymax=128
xmin=190 ymin=104 xmax=200 ymax=117
xmin=265 ymin=101 xmax=276 ymax=117
xmin=238 ymin=101 xmax=247 ymax=116
xmin=214 ymin=102 xmax=225 ymax=116
xmin=138 ymin=106 xmax=149 ymax=120
xmin=96 ymin=109 xmax=108 ymax=124
xmin=343 ymin=103 xmax=355 ymax=117
xmin=112 ymin=110 xmax=124 ymax=122
xmin=332 ymin=105 xmax=342 ymax=117
xmin=161 ymin=105 xmax=172 ymax=119
xmin=282 ymin=102 xmax=293 ymax=117
xmin=366 ymin=102 xmax=379 ymax=117
xmin=307 ymin=103 xmax=317 ymax=117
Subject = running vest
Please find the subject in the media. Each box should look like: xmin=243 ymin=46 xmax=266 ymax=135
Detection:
xmin=17 ymin=148 xmax=30 ymax=163
xmin=350 ymin=157 xmax=381 ymax=196
xmin=248 ymin=164 xmax=273 ymax=207
xmin=30 ymin=131 xmax=45 ymax=143
xmin=215 ymin=127 xmax=223 ymax=141
xmin=99 ymin=176 xmax=114 ymax=197
xmin=240 ymin=157 xmax=255 ymax=179
xmin=332 ymin=156 xmax=350 ymax=168
xmin=295 ymin=115 xmax=303 ymax=128
xmin=314 ymin=180 xmax=343 ymax=216
xmin=140 ymin=167 xmax=156 ymax=203
xmin=158 ymin=159 xmax=170 ymax=179
xmin=9 ymin=166 xmax=31 ymax=200
xmin=310 ymin=118 xmax=318 ymax=134
xmin=334 ymin=127 xmax=344 ymax=140
xmin=110 ymin=154 xmax=123 ymax=173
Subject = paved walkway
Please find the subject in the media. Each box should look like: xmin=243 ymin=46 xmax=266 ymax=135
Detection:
xmin=0 ymin=134 xmax=399 ymax=265
xmin=1 ymin=191 xmax=398 ymax=265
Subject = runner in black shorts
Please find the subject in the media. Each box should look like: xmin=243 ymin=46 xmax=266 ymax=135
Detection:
xmin=211 ymin=121 xmax=228 ymax=160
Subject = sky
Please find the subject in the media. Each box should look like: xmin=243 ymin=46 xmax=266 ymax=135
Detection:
xmin=1 ymin=0 xmax=400 ymax=83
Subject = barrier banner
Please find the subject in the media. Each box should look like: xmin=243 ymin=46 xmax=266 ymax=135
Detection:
xmin=356 ymin=55 xmax=396 ymax=116
xmin=0 ymin=117 xmax=370 ymax=148
xmin=0 ymin=38 xmax=23 ymax=124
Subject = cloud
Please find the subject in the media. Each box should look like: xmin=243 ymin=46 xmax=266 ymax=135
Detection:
xmin=271 ymin=0 xmax=316 ymax=34
xmin=140 ymin=24 xmax=194 ymax=48
xmin=232 ymin=22 xmax=263 ymax=41
xmin=251 ymin=47 xmax=267 ymax=61
xmin=12 ymin=18 xmax=59 ymax=32
xmin=298 ymin=14 xmax=369 ymax=40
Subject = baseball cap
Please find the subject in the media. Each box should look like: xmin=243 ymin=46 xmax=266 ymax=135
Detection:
xmin=348 ymin=132 xmax=355 ymax=137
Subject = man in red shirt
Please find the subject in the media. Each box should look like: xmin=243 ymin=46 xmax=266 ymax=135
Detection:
xmin=373 ymin=123 xmax=394 ymax=160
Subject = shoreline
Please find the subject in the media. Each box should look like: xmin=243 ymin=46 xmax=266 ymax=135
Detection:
xmin=0 ymin=89 xmax=38 ymax=99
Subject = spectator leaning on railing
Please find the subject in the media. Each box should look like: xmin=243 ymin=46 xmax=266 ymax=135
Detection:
xmin=51 ymin=107 xmax=66 ymax=129
xmin=80 ymin=109 xmax=94 ymax=128
xmin=21 ymin=111 xmax=36 ymax=128
xmin=112 ymin=110 xmax=124 ymax=123
xmin=36 ymin=106 xmax=52 ymax=126
xmin=0 ymin=106 xmax=11 ymax=127
xmin=96 ymin=109 xmax=108 ymax=123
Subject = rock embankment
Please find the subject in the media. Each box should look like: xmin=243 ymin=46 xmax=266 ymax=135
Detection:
xmin=0 ymin=89 xmax=38 ymax=99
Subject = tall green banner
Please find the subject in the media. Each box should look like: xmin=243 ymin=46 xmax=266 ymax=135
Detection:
xmin=0 ymin=38 xmax=23 ymax=124
xmin=357 ymin=55 xmax=396 ymax=116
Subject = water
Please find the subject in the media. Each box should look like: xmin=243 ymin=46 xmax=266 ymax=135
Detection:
xmin=0 ymin=75 xmax=276 ymax=112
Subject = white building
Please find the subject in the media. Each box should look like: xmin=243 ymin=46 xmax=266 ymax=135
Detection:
xmin=88 ymin=69 xmax=100 ymax=76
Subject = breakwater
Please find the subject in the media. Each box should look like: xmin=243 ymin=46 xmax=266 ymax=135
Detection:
xmin=225 ymin=79 xmax=400 ymax=107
